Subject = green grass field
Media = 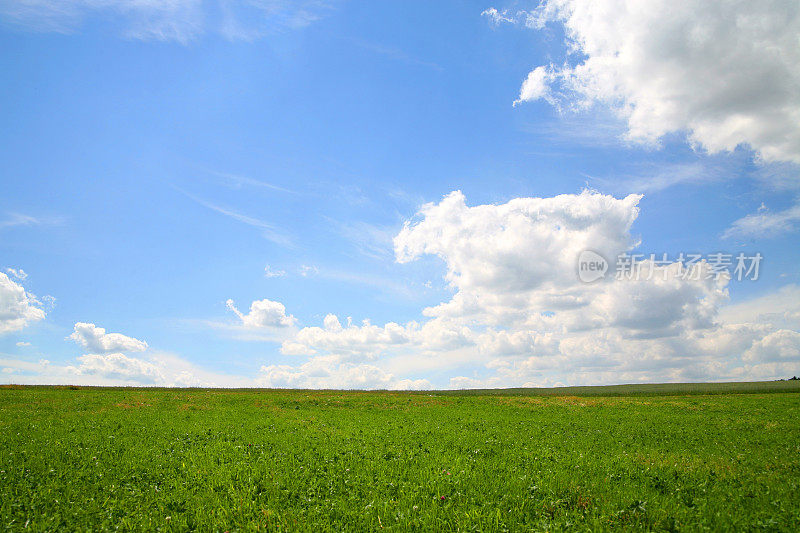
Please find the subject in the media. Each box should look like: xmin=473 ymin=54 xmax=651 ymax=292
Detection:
xmin=2 ymin=382 xmax=799 ymax=531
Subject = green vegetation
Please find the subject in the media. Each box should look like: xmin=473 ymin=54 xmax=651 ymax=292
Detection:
xmin=439 ymin=379 xmax=800 ymax=397
xmin=1 ymin=383 xmax=799 ymax=531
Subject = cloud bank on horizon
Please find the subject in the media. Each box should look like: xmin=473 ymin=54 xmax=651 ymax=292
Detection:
xmin=3 ymin=191 xmax=799 ymax=388
xmin=252 ymin=191 xmax=800 ymax=389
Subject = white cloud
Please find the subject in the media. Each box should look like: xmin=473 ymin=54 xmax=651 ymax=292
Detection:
xmin=393 ymin=190 xmax=726 ymax=336
xmin=502 ymin=0 xmax=800 ymax=165
xmin=280 ymin=341 xmax=316 ymax=356
xmin=299 ymin=264 xmax=319 ymax=277
xmin=481 ymin=7 xmax=514 ymax=26
xmin=258 ymin=355 xmax=431 ymax=390
xmin=5 ymin=268 xmax=27 ymax=281
xmin=4 ymin=349 xmax=420 ymax=389
xmin=16 ymin=341 xmax=31 ymax=347
xmin=269 ymin=190 xmax=799 ymax=387
xmin=11 ymin=188 xmax=793 ymax=388
xmin=76 ymin=352 xmax=163 ymax=382
xmin=0 ymin=272 xmax=46 ymax=334
xmin=286 ymin=314 xmax=410 ymax=361
xmin=744 ymin=330 xmax=800 ymax=363
xmin=0 ymin=0 xmax=332 ymax=43
xmin=514 ymin=66 xmax=552 ymax=106
xmin=226 ymin=298 xmax=296 ymax=328
xmin=723 ymin=201 xmax=800 ymax=239
xmin=719 ymin=284 xmax=800 ymax=330
xmin=0 ymin=351 xmax=245 ymax=387
xmin=395 ymin=190 xmax=641 ymax=295
xmin=264 ymin=265 xmax=286 ymax=278
xmin=281 ymin=313 xmax=479 ymax=367
xmin=449 ymin=376 xmax=485 ymax=389
xmin=68 ymin=322 xmax=148 ymax=353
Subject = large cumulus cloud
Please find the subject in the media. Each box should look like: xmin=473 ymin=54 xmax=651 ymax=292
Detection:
xmin=0 ymin=272 xmax=46 ymax=334
xmin=69 ymin=322 xmax=148 ymax=353
xmin=500 ymin=0 xmax=800 ymax=165
xmin=272 ymin=190 xmax=799 ymax=388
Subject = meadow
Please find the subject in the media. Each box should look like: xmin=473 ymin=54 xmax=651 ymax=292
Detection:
xmin=1 ymin=382 xmax=799 ymax=531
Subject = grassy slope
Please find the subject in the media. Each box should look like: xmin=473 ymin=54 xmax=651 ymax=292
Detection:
xmin=1 ymin=385 xmax=799 ymax=531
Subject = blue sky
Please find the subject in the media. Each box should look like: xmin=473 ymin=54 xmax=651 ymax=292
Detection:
xmin=1 ymin=0 xmax=799 ymax=388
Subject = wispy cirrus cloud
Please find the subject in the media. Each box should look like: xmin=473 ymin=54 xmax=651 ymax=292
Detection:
xmin=309 ymin=266 xmax=428 ymax=301
xmin=346 ymin=37 xmax=443 ymax=71
xmin=326 ymin=217 xmax=397 ymax=261
xmin=0 ymin=0 xmax=334 ymax=43
xmin=0 ymin=213 xmax=40 ymax=230
xmin=175 ymin=187 xmax=293 ymax=247
xmin=205 ymin=169 xmax=295 ymax=194
xmin=589 ymin=158 xmax=749 ymax=195
xmin=723 ymin=201 xmax=800 ymax=239
xmin=0 ymin=213 xmax=62 ymax=231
